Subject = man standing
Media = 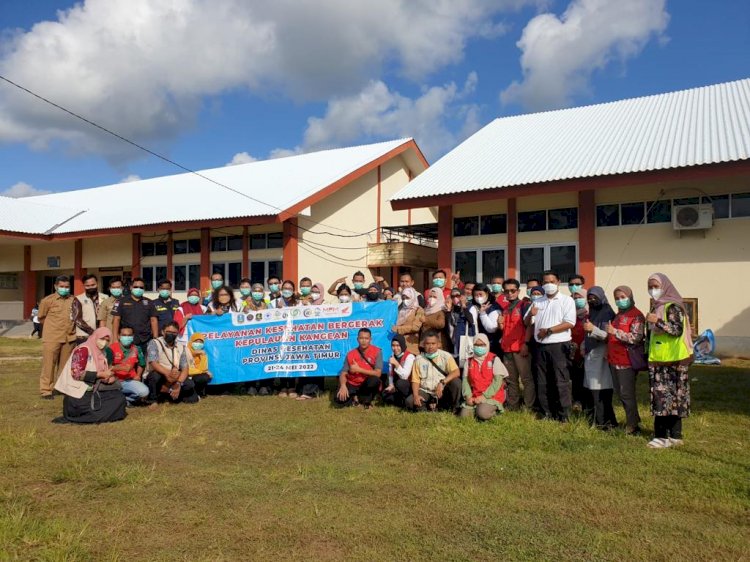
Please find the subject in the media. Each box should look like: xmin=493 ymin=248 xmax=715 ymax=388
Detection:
xmin=526 ymin=270 xmax=576 ymax=421
xmin=37 ymin=275 xmax=76 ymax=399
xmin=568 ymin=274 xmax=586 ymax=296
xmin=406 ymin=330 xmax=462 ymax=412
xmin=112 ymin=277 xmax=158 ymax=358
xmin=335 ymin=328 xmax=383 ymax=409
xmin=500 ymin=278 xmax=535 ymax=411
xmin=152 ymin=279 xmax=181 ymax=332
xmin=72 ymin=274 xmax=105 ymax=345
xmin=265 ymin=275 xmax=282 ymax=304
xmin=204 ymin=272 xmax=224 ymax=305
xmin=98 ymin=277 xmax=124 ymax=333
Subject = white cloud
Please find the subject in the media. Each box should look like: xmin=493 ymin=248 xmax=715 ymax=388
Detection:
xmin=295 ymin=72 xmax=482 ymax=161
xmin=0 ymin=0 xmax=540 ymax=160
xmin=1 ymin=181 xmax=51 ymax=197
xmin=119 ymin=174 xmax=142 ymax=183
xmin=226 ymin=151 xmax=257 ymax=166
xmin=501 ymin=0 xmax=669 ymax=111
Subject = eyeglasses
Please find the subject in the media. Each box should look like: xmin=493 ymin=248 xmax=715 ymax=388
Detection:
xmin=503 ymin=288 xmax=518 ymax=294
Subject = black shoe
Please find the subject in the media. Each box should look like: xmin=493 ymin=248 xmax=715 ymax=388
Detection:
xmin=41 ymin=394 xmax=54 ymax=400
xmin=51 ymin=416 xmax=69 ymax=424
xmin=258 ymin=386 xmax=270 ymax=396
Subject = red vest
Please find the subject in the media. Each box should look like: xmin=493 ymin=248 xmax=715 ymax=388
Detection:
xmin=110 ymin=342 xmax=140 ymax=380
xmin=571 ymin=317 xmax=586 ymax=360
xmin=607 ymin=307 xmax=644 ymax=366
xmin=467 ymin=353 xmax=505 ymax=404
xmin=345 ymin=345 xmax=381 ymax=387
xmin=501 ymin=300 xmax=528 ymax=352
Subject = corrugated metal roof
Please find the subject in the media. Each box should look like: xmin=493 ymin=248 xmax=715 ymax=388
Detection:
xmin=391 ymin=79 xmax=750 ymax=201
xmin=0 ymin=196 xmax=84 ymax=235
xmin=4 ymin=138 xmax=414 ymax=235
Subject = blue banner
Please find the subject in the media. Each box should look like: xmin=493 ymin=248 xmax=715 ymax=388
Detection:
xmin=187 ymin=301 xmax=398 ymax=384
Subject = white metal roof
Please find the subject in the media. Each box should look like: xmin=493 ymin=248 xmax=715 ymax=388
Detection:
xmin=0 ymin=196 xmax=84 ymax=235
xmin=4 ymin=138 xmax=417 ymax=235
xmin=391 ymin=78 xmax=750 ymax=202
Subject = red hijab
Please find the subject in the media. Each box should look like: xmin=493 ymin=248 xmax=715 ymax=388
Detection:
xmin=180 ymin=287 xmax=204 ymax=316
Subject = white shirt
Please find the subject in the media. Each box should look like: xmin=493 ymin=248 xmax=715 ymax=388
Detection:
xmin=468 ymin=305 xmax=501 ymax=334
xmin=388 ymin=353 xmax=416 ymax=385
xmin=532 ymin=291 xmax=576 ymax=344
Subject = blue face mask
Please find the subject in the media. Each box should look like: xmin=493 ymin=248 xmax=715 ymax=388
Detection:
xmin=491 ymin=284 xmax=503 ymax=293
xmin=240 ymin=288 xmax=251 ymax=297
xmin=131 ymin=288 xmax=145 ymax=298
xmin=269 ymin=283 xmax=280 ymax=293
xmin=531 ymin=294 xmax=544 ymax=302
xmin=252 ymin=292 xmax=264 ymax=301
xmin=56 ymin=287 xmax=70 ymax=297
xmin=433 ymin=278 xmax=445 ymax=288
xmin=187 ymin=295 xmax=200 ymax=305
xmin=473 ymin=345 xmax=488 ymax=357
xmin=211 ymin=280 xmax=223 ymax=290
xmin=424 ymin=351 xmax=439 ymax=359
xmin=300 ymin=287 xmax=311 ymax=296
xmin=110 ymin=288 xmax=123 ymax=298
xmin=615 ymin=298 xmax=631 ymax=310
xmin=159 ymin=289 xmax=171 ymax=299
xmin=119 ymin=335 xmax=134 ymax=347
xmin=569 ymin=284 xmax=583 ymax=294
xmin=192 ymin=341 xmax=205 ymax=351
xmin=574 ymin=298 xmax=586 ymax=309
xmin=353 ymin=282 xmax=364 ymax=290
xmin=282 ymin=289 xmax=294 ymax=299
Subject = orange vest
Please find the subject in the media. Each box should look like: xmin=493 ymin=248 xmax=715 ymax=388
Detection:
xmin=501 ymin=300 xmax=528 ymax=353
xmin=345 ymin=345 xmax=381 ymax=387
xmin=467 ymin=353 xmax=505 ymax=404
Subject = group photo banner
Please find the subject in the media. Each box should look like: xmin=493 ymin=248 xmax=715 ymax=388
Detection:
xmin=187 ymin=302 xmax=398 ymax=384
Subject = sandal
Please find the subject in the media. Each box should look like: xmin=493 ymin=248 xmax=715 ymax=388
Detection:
xmin=296 ymin=394 xmax=314 ymax=401
xmin=287 ymin=392 xmax=298 ymax=399
xmin=647 ymin=438 xmax=672 ymax=449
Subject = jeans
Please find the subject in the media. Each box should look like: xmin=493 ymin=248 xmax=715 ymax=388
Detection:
xmin=120 ymin=379 xmax=150 ymax=404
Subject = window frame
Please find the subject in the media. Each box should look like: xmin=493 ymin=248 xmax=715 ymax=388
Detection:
xmin=452 ymin=246 xmax=508 ymax=284
xmin=516 ymin=243 xmax=579 ymax=284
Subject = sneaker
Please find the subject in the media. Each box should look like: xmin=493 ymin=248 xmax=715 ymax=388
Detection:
xmin=41 ymin=394 xmax=54 ymax=400
xmin=647 ymin=438 xmax=672 ymax=449
xmin=668 ymin=438 xmax=684 ymax=446
xmin=258 ymin=386 xmax=270 ymax=396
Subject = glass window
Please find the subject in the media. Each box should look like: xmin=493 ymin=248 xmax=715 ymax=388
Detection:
xmin=141 ymin=242 xmax=155 ymax=257
xmin=454 ymin=251 xmax=477 ymax=283
xmin=548 ymin=207 xmax=578 ymax=230
xmin=267 ymin=232 xmax=283 ymax=248
xmin=154 ymin=242 xmax=168 ymax=256
xmin=482 ymin=250 xmax=505 ymax=283
xmin=453 ymin=217 xmax=479 ymax=237
xmin=518 ymin=210 xmax=546 ymax=232
xmin=550 ymin=245 xmax=577 ymax=282
xmin=227 ymin=235 xmax=243 ymax=251
xmin=250 ymin=262 xmax=266 ymax=285
xmin=187 ymin=239 xmax=201 ymax=254
xmin=155 ymin=266 xmax=168 ymax=286
xmin=212 ymin=263 xmax=225 ymax=277
xmin=188 ymin=264 xmax=200 ymax=290
xmin=173 ymin=240 xmax=188 ymax=255
xmin=519 ymin=247 xmax=544 ymax=283
xmin=143 ymin=267 xmax=154 ymax=291
xmin=269 ymin=261 xmax=283 ymax=280
xmin=731 ymin=192 xmax=750 ymax=218
xmin=228 ymin=263 xmax=242 ymax=288
xmin=250 ymin=234 xmax=267 ymax=249
xmin=646 ymin=200 xmax=672 ymax=223
xmin=702 ymin=194 xmax=729 ymax=219
xmin=211 ymin=237 xmax=227 ymax=252
xmin=621 ymin=202 xmax=645 ymax=225
xmin=174 ymin=265 xmax=187 ymax=291
xmin=480 ymin=214 xmax=507 ymax=235
xmin=673 ymin=197 xmax=699 ymax=206
xmin=596 ymin=204 xmax=619 ymax=227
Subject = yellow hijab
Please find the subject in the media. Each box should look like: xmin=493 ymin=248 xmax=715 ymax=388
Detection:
xmin=188 ymin=332 xmax=209 ymax=375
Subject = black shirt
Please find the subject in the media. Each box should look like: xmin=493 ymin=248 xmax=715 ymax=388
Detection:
xmin=151 ymin=297 xmax=181 ymax=331
xmin=112 ymin=295 xmax=156 ymax=345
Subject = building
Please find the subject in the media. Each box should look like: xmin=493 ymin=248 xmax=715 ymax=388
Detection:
xmin=391 ymin=79 xmax=750 ymax=356
xmin=0 ymin=138 xmax=437 ymax=321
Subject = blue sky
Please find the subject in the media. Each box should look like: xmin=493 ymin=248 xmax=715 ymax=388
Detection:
xmin=0 ymin=0 xmax=748 ymax=196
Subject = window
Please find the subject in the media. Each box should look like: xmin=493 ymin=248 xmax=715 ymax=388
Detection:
xmin=250 ymin=234 xmax=267 ymax=250
xmin=620 ymin=202 xmax=645 ymax=225
xmin=211 ymin=237 xmax=227 ymax=252
xmin=267 ymin=232 xmax=283 ymax=248
xmin=453 ymin=217 xmax=479 ymax=237
xmin=0 ymin=274 xmax=18 ymax=289
xmin=518 ymin=210 xmax=546 ymax=232
xmin=701 ymin=195 xmax=729 ymax=219
xmin=141 ymin=242 xmax=167 ymax=257
xmin=250 ymin=232 xmax=284 ymax=249
xmin=646 ymin=200 xmax=672 ymax=223
xmin=674 ymin=197 xmax=699 ymax=206
xmin=519 ymin=244 xmax=577 ymax=284
xmin=453 ymin=248 xmax=505 ymax=284
xmin=269 ymin=260 xmax=282 ymax=280
xmin=731 ymin=192 xmax=750 ymax=218
xmin=249 ymin=260 xmax=284 ymax=285
xmin=596 ymin=204 xmax=619 ymax=227
xmin=227 ymin=235 xmax=243 ymax=251
xmin=480 ymin=214 xmax=507 ymax=235
xmin=212 ymin=262 xmax=242 ymax=288
xmin=548 ymin=207 xmax=578 ymax=230
xmin=142 ymin=265 xmax=168 ymax=292
xmin=173 ymin=264 xmax=200 ymax=291
xmin=173 ymin=239 xmax=200 ymax=255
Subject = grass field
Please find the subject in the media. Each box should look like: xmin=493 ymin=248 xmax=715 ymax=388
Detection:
xmin=0 ymin=337 xmax=748 ymax=561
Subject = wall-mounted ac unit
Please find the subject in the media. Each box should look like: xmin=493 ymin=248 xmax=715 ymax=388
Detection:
xmin=672 ymin=204 xmax=713 ymax=231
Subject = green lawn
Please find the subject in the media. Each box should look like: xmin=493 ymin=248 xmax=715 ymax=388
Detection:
xmin=0 ymin=337 xmax=748 ymax=561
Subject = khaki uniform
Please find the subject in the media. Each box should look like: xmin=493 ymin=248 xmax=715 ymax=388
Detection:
xmin=97 ymin=295 xmax=119 ymax=333
xmin=37 ymin=293 xmax=76 ymax=396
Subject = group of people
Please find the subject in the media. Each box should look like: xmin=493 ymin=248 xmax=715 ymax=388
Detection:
xmin=36 ymin=268 xmax=693 ymax=448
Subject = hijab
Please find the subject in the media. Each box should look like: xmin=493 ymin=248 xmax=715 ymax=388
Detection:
xmin=181 ymin=287 xmax=204 ymax=316
xmin=472 ymin=333 xmax=490 ymax=363
xmin=424 ymin=287 xmax=445 ymax=315
xmin=614 ymin=285 xmax=635 ymax=310
xmin=587 ymin=286 xmax=615 ymax=329
xmin=82 ymin=327 xmax=111 ymax=374
xmin=648 ymin=272 xmax=693 ymax=349
xmin=365 ymin=282 xmax=382 ymax=302
xmin=391 ymin=334 xmax=407 ymax=357
xmin=571 ymin=288 xmax=588 ymax=320
xmin=312 ymin=283 xmax=326 ymax=305
xmin=397 ymin=287 xmax=420 ymax=324
xmin=188 ymin=332 xmax=208 ymax=373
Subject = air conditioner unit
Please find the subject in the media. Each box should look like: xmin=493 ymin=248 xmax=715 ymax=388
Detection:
xmin=672 ymin=204 xmax=713 ymax=231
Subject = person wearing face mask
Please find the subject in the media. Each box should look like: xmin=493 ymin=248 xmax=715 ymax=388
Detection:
xmin=460 ymin=334 xmax=509 ymax=421
xmin=582 ymin=286 xmax=617 ymax=430
xmin=204 ymin=273 xmax=225 ymax=306
xmin=236 ymin=278 xmax=254 ymax=311
xmin=397 ymin=272 xmax=426 ymax=308
xmin=382 ymin=287 xmax=394 ymax=301
xmin=336 ymin=284 xmax=353 ymax=304
xmin=329 ymin=272 xmax=368 ymax=301
xmin=272 ymin=280 xmax=300 ymax=309
xmin=265 ymin=276 xmax=282 ymax=304
xmin=382 ymin=335 xmax=414 ymax=406
xmin=112 ymin=277 xmax=158 ymax=360
xmin=391 ymin=287 xmax=424 ymax=355
xmin=421 ymin=287 xmax=450 ymax=352
xmin=110 ymin=326 xmax=149 ymax=406
xmin=569 ymin=288 xmax=588 ymax=412
xmin=186 ymin=333 xmax=212 ymax=398
xmin=568 ymin=274 xmax=585 ymax=297
xmin=448 ymin=288 xmax=476 ymax=368
xmin=500 ymin=279 xmax=535 ymax=411
xmin=72 ymin=274 xmax=106 ymax=345
xmin=525 ymin=270 xmax=576 ymax=422
xmin=525 ymin=278 xmax=541 ymax=301
xmin=146 ymin=321 xmax=198 ymax=404
xmin=152 ymin=279 xmax=181 ymax=332
xmin=364 ymin=282 xmax=383 ymax=302
xmin=242 ymin=283 xmax=269 ymax=312
xmin=173 ymin=288 xmax=207 ymax=344
xmin=645 ymin=273 xmax=693 ymax=449
xmin=38 ymin=275 xmax=77 ymax=400
xmin=98 ymin=277 xmax=124 ymax=333
xmin=298 ymin=277 xmax=315 ymax=305
xmin=52 ymin=327 xmax=127 ymax=424
xmin=208 ymin=286 xmax=240 ymax=315
xmin=431 ymin=269 xmax=455 ymax=301
xmin=468 ymin=285 xmax=503 ymax=357
xmin=463 ymin=282 xmax=475 ymax=305
xmin=606 ymin=285 xmax=645 ymax=436
xmin=406 ymin=330 xmax=461 ymax=412
xmin=489 ymin=276 xmax=508 ymax=311
xmin=293 ymin=280 xmax=328 ymax=400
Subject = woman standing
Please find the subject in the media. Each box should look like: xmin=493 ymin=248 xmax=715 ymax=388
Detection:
xmin=421 ymin=288 xmax=450 ymax=352
xmin=296 ymin=282 xmax=328 ymax=400
xmin=274 ymin=280 xmax=300 ymax=309
xmin=174 ymin=288 xmax=206 ymax=344
xmin=391 ymin=287 xmax=424 ymax=354
xmin=570 ymin=288 xmax=587 ymax=411
xmin=468 ymin=285 xmax=502 ymax=356
xmin=582 ymin=286 xmax=617 ymax=429
xmin=646 ymin=273 xmax=693 ymax=449
xmin=606 ymin=285 xmax=646 ymax=435
xmin=448 ymin=288 xmax=475 ymax=367
xmin=208 ymin=286 xmax=240 ymax=314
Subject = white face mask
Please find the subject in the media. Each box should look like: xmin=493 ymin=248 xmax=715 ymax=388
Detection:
xmin=96 ymin=338 xmax=108 ymax=350
xmin=649 ymin=288 xmax=663 ymax=300
xmin=475 ymin=296 xmax=487 ymax=305
xmin=402 ymin=298 xmax=411 ymax=307
xmin=427 ymin=297 xmax=437 ymax=307
xmin=311 ymin=292 xmax=321 ymax=301
xmin=543 ymin=283 xmax=558 ymax=295
xmin=339 ymin=295 xmax=351 ymax=303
